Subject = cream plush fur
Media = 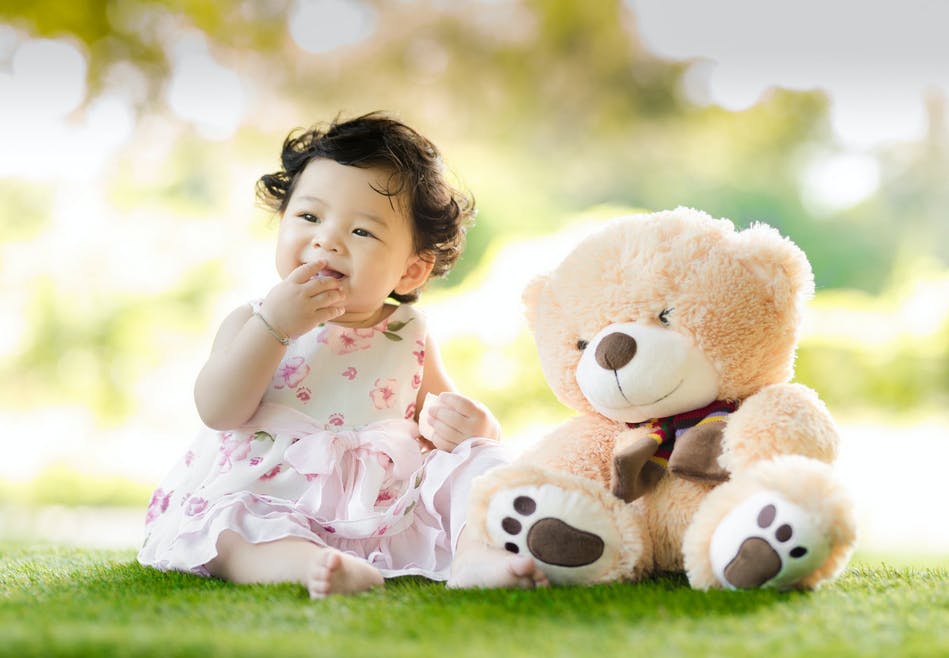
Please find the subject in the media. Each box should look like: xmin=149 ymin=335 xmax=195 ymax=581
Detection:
xmin=466 ymin=208 xmax=856 ymax=590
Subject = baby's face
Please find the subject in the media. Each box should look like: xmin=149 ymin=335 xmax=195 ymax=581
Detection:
xmin=276 ymin=158 xmax=430 ymax=326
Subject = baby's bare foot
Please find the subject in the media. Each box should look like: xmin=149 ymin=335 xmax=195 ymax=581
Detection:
xmin=448 ymin=548 xmax=549 ymax=590
xmin=307 ymin=549 xmax=384 ymax=599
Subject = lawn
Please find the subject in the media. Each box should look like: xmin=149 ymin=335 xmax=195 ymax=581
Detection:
xmin=1 ymin=544 xmax=946 ymax=658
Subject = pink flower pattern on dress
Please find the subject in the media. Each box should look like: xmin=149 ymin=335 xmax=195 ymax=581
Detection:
xmin=296 ymin=386 xmax=311 ymax=402
xmin=412 ymin=340 xmax=425 ymax=366
xmin=404 ymin=402 xmax=416 ymax=420
xmin=218 ymin=432 xmax=253 ymax=472
xmin=341 ymin=367 xmax=357 ymax=380
xmin=321 ymin=328 xmax=375 ymax=354
xmin=328 ymin=413 xmax=345 ymax=427
xmin=145 ymin=489 xmax=172 ymax=524
xmin=185 ymin=496 xmax=208 ymax=517
xmin=370 ymin=377 xmax=398 ymax=409
xmin=273 ymin=356 xmax=310 ymax=389
xmin=259 ymin=465 xmax=282 ymax=480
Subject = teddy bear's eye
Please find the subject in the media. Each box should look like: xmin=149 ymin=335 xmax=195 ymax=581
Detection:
xmin=658 ymin=307 xmax=674 ymax=326
xmin=576 ymin=339 xmax=589 ymax=351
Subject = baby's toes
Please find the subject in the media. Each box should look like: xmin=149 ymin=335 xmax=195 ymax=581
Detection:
xmin=307 ymin=572 xmax=331 ymax=599
xmin=533 ymin=569 xmax=550 ymax=588
xmin=509 ymin=555 xmax=549 ymax=589
xmin=307 ymin=556 xmax=338 ymax=599
xmin=508 ymin=555 xmax=537 ymax=578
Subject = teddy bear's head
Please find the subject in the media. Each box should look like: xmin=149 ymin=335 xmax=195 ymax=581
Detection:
xmin=523 ymin=207 xmax=814 ymax=424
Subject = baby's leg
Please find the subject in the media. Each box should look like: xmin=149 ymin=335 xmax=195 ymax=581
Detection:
xmin=447 ymin=525 xmax=550 ymax=589
xmin=206 ymin=530 xmax=384 ymax=599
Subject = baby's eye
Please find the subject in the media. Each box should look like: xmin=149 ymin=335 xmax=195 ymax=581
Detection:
xmin=658 ymin=307 xmax=674 ymax=326
xmin=576 ymin=339 xmax=589 ymax=351
xmin=352 ymin=228 xmax=375 ymax=238
xmin=299 ymin=213 xmax=320 ymax=223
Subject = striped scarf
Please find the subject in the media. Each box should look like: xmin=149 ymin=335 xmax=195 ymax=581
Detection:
xmin=626 ymin=400 xmax=737 ymax=468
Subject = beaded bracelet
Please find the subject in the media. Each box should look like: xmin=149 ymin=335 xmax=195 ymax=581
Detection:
xmin=253 ymin=311 xmax=290 ymax=346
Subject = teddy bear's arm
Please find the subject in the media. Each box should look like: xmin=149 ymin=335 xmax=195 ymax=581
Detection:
xmin=611 ymin=429 xmax=667 ymax=503
xmin=719 ymin=383 xmax=839 ymax=474
xmin=668 ymin=422 xmax=731 ymax=483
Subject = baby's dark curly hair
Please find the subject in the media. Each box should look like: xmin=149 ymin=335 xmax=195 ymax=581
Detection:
xmin=256 ymin=112 xmax=475 ymax=303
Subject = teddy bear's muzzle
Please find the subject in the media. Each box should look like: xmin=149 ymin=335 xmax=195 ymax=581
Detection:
xmin=577 ymin=322 xmax=721 ymax=423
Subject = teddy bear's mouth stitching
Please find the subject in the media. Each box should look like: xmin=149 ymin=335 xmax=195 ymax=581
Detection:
xmin=648 ymin=379 xmax=684 ymax=405
xmin=612 ymin=377 xmax=684 ymax=408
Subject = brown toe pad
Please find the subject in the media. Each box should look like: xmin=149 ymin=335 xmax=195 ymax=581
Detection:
xmin=526 ymin=517 xmax=605 ymax=567
xmin=723 ymin=536 xmax=782 ymax=589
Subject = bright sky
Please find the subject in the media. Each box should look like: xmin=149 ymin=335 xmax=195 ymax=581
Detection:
xmin=629 ymin=0 xmax=949 ymax=148
xmin=628 ymin=0 xmax=949 ymax=212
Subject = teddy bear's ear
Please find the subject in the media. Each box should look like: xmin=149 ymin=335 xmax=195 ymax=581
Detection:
xmin=733 ymin=222 xmax=815 ymax=309
xmin=522 ymin=273 xmax=551 ymax=332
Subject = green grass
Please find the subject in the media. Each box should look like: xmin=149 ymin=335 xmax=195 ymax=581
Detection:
xmin=1 ymin=544 xmax=946 ymax=658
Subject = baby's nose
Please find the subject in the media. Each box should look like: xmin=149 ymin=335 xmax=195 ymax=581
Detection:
xmin=312 ymin=228 xmax=341 ymax=251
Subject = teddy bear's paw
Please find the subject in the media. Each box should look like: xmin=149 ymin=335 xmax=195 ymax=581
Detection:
xmin=485 ymin=483 xmax=622 ymax=584
xmin=709 ymin=491 xmax=830 ymax=590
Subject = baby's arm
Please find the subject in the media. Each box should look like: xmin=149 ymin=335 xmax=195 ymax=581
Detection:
xmin=194 ymin=261 xmax=345 ymax=429
xmin=416 ymin=334 xmax=501 ymax=450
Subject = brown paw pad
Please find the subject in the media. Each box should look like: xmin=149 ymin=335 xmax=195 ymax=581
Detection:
xmin=720 ymin=502 xmax=814 ymax=589
xmin=500 ymin=495 xmax=604 ymax=567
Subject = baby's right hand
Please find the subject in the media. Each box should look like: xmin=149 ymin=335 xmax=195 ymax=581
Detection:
xmin=259 ymin=261 xmax=346 ymax=339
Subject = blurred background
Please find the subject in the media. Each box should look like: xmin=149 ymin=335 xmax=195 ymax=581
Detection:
xmin=0 ymin=0 xmax=946 ymax=564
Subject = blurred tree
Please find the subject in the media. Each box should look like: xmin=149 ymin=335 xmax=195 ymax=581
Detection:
xmin=2 ymin=0 xmax=946 ymax=421
xmin=0 ymin=0 xmax=291 ymax=99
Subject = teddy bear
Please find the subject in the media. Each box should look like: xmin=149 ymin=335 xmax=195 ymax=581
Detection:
xmin=462 ymin=207 xmax=856 ymax=590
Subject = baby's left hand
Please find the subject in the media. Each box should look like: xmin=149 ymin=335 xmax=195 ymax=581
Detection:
xmin=419 ymin=392 xmax=501 ymax=452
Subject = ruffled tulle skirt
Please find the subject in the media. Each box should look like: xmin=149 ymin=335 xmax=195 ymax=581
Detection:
xmin=137 ymin=403 xmax=507 ymax=580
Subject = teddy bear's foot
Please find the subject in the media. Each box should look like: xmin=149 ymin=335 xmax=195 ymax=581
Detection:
xmin=709 ymin=491 xmax=830 ymax=590
xmin=475 ymin=467 xmax=650 ymax=585
xmin=683 ymin=455 xmax=856 ymax=591
xmin=490 ymin=486 xmax=604 ymax=563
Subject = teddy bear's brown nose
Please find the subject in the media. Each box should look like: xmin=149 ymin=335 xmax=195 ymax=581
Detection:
xmin=595 ymin=332 xmax=637 ymax=370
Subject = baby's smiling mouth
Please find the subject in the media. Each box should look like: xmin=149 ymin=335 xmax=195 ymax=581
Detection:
xmin=317 ymin=268 xmax=345 ymax=279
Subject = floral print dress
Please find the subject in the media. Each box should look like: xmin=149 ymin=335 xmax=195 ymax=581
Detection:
xmin=137 ymin=303 xmax=507 ymax=580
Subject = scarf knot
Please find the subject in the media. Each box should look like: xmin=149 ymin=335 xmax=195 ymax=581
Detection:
xmin=625 ymin=399 xmax=737 ymax=467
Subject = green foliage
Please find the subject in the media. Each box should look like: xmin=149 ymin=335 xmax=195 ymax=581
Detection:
xmin=0 ymin=182 xmax=52 ymax=239
xmin=0 ymin=545 xmax=946 ymax=657
xmin=0 ymin=261 xmax=226 ymax=421
xmin=441 ymin=328 xmax=572 ymax=439
xmin=0 ymin=464 xmax=152 ymax=508
xmin=0 ymin=0 xmax=291 ymax=98
xmin=107 ymin=135 xmax=242 ymax=215
xmin=795 ymin=281 xmax=949 ymax=415
xmin=796 ymin=340 xmax=949 ymax=415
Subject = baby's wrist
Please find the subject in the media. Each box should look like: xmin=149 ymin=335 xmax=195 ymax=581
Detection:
xmin=253 ymin=310 xmax=290 ymax=346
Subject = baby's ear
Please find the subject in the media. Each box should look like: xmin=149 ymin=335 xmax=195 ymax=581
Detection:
xmin=522 ymin=273 xmax=550 ymax=333
xmin=395 ymin=253 xmax=436 ymax=295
